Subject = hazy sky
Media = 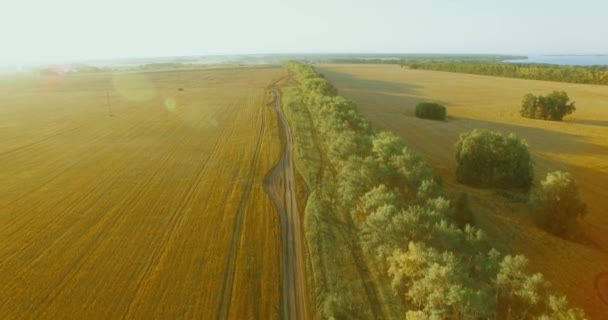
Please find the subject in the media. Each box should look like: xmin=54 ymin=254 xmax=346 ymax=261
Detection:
xmin=2 ymin=0 xmax=607 ymax=65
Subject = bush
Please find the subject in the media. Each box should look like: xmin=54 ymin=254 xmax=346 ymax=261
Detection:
xmin=451 ymin=191 xmax=475 ymax=227
xmin=520 ymin=91 xmax=576 ymax=121
xmin=530 ymin=171 xmax=587 ymax=238
xmin=415 ymin=102 xmax=446 ymax=120
xmin=455 ymin=129 xmax=534 ymax=189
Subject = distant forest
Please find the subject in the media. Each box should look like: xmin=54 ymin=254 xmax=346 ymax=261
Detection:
xmin=309 ymin=54 xmax=524 ymax=65
xmin=307 ymin=54 xmax=608 ymax=86
xmin=406 ymin=61 xmax=608 ymax=85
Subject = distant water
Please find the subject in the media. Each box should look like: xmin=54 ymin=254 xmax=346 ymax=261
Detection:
xmin=504 ymin=55 xmax=608 ymax=66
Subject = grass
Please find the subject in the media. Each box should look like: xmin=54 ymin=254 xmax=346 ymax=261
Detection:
xmin=282 ymin=84 xmax=406 ymax=318
xmin=0 ymin=67 xmax=283 ymax=319
xmin=318 ymin=63 xmax=608 ymax=319
xmin=282 ymin=87 xmax=372 ymax=318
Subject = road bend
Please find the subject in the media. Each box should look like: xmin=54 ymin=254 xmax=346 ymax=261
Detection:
xmin=264 ymin=88 xmax=309 ymax=319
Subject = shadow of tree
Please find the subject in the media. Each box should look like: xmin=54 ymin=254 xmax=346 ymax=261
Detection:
xmin=320 ymin=68 xmax=453 ymax=117
xmin=566 ymin=119 xmax=608 ymax=127
xmin=320 ymin=68 xmax=421 ymax=95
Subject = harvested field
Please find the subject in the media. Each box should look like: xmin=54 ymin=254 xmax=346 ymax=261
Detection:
xmin=319 ymin=64 xmax=608 ymax=318
xmin=0 ymin=67 xmax=283 ymax=319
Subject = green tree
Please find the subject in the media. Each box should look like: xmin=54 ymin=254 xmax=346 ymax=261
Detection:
xmin=496 ymin=255 xmax=547 ymax=319
xmin=415 ymin=102 xmax=447 ymax=120
xmin=354 ymin=184 xmax=402 ymax=224
xmin=530 ymin=171 xmax=587 ymax=238
xmin=520 ymin=91 xmax=576 ymax=121
xmin=284 ymin=61 xmax=587 ymax=320
xmin=406 ymin=60 xmax=608 ymax=86
xmin=455 ymin=129 xmax=534 ymax=189
xmin=302 ymin=78 xmax=338 ymax=96
xmin=451 ymin=191 xmax=475 ymax=227
xmin=388 ymin=243 xmax=492 ymax=319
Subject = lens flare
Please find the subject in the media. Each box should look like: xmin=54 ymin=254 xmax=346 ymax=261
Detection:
xmin=112 ymin=72 xmax=156 ymax=102
xmin=165 ymin=97 xmax=177 ymax=112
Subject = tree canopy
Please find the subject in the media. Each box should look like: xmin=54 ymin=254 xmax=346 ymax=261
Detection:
xmin=455 ymin=129 xmax=534 ymax=189
xmin=284 ymin=61 xmax=585 ymax=319
xmin=531 ymin=171 xmax=587 ymax=238
xmin=520 ymin=91 xmax=576 ymax=121
xmin=407 ymin=60 xmax=608 ymax=85
xmin=415 ymin=102 xmax=446 ymax=120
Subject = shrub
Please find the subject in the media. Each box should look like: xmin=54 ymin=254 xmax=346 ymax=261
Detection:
xmin=455 ymin=129 xmax=533 ymax=189
xmin=530 ymin=171 xmax=587 ymax=238
xmin=520 ymin=91 xmax=576 ymax=120
xmin=452 ymin=191 xmax=475 ymax=227
xmin=415 ymin=102 xmax=446 ymax=120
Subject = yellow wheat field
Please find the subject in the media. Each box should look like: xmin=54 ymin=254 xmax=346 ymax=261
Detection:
xmin=0 ymin=67 xmax=283 ymax=319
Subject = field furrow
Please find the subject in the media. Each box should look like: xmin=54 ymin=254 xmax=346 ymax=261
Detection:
xmin=0 ymin=67 xmax=283 ymax=319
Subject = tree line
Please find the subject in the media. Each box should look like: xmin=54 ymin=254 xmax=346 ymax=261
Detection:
xmin=407 ymin=61 xmax=608 ymax=85
xmin=283 ymin=61 xmax=586 ymax=319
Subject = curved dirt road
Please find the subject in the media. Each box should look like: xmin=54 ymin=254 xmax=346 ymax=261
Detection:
xmin=264 ymin=88 xmax=309 ymax=319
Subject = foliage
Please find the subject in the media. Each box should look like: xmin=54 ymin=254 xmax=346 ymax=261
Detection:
xmin=455 ymin=129 xmax=534 ymax=189
xmin=520 ymin=91 xmax=576 ymax=120
xmin=415 ymin=102 xmax=447 ymax=120
xmin=451 ymin=191 xmax=475 ymax=227
xmin=408 ymin=60 xmax=608 ymax=85
xmin=283 ymin=61 xmax=586 ymax=319
xmin=530 ymin=171 xmax=587 ymax=238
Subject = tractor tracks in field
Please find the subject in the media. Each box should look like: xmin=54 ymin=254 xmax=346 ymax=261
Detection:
xmin=264 ymin=88 xmax=309 ymax=319
xmin=594 ymin=272 xmax=608 ymax=306
xmin=215 ymin=77 xmax=309 ymax=319
xmin=215 ymin=95 xmax=268 ymax=320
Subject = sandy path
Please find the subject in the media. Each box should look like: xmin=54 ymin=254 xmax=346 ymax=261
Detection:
xmin=264 ymin=88 xmax=309 ymax=319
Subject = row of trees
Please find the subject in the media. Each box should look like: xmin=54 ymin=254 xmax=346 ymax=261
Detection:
xmin=285 ymin=61 xmax=586 ymax=319
xmin=408 ymin=61 xmax=608 ymax=85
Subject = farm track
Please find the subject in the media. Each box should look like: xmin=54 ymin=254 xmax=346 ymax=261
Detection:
xmin=215 ymin=97 xmax=267 ymax=319
xmin=264 ymin=88 xmax=309 ymax=319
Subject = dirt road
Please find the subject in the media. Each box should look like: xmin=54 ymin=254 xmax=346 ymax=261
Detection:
xmin=264 ymin=88 xmax=309 ymax=319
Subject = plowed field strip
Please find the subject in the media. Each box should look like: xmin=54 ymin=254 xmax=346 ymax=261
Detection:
xmin=0 ymin=126 xmax=84 ymax=157
xmin=0 ymin=67 xmax=284 ymax=319
xmin=0 ymin=112 xmax=171 ymax=264
xmin=0 ymin=113 xmax=159 ymax=210
xmin=215 ymin=96 xmax=267 ymax=319
xmin=17 ymin=132 xmax=198 ymax=319
xmin=121 ymin=119 xmax=230 ymax=319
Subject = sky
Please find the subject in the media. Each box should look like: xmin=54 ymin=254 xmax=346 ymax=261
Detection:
xmin=1 ymin=0 xmax=607 ymax=65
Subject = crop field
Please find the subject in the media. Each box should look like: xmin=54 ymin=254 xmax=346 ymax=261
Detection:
xmin=0 ymin=67 xmax=284 ymax=319
xmin=318 ymin=64 xmax=608 ymax=318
